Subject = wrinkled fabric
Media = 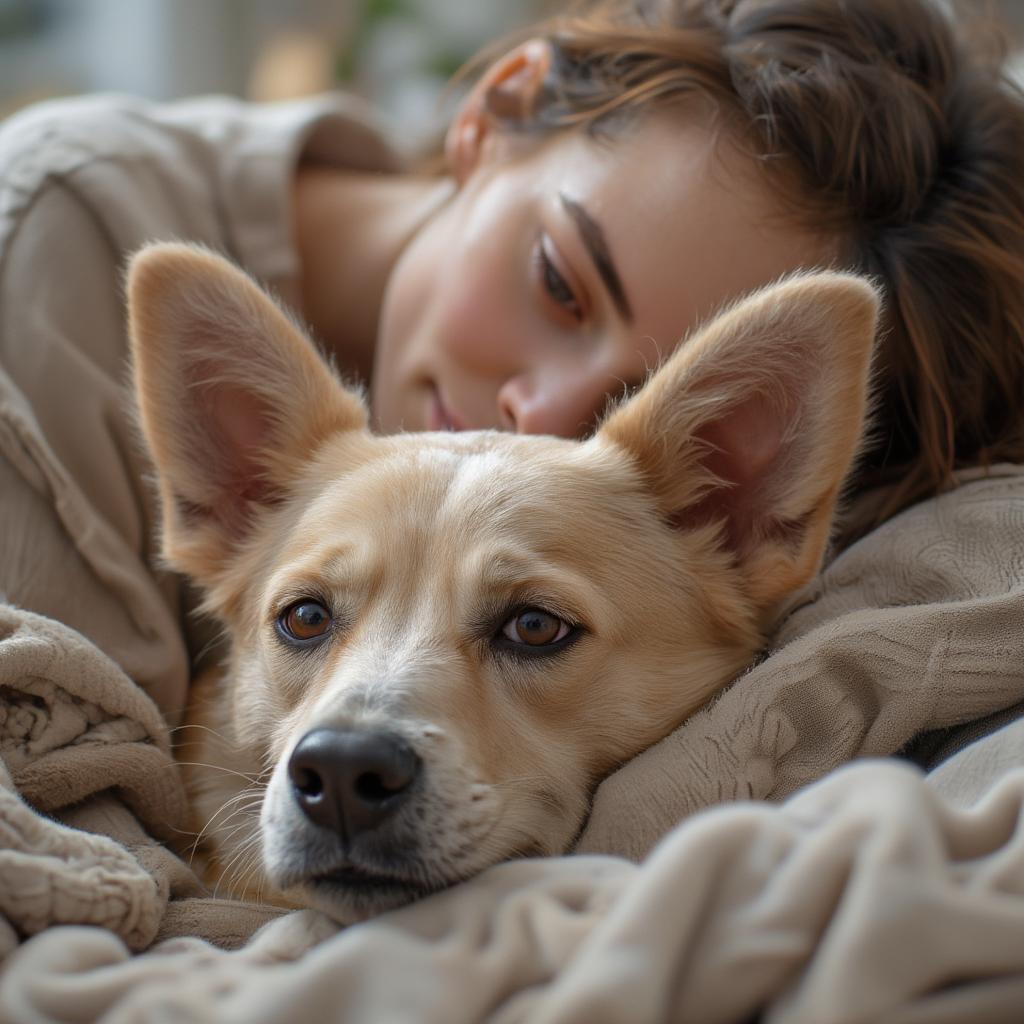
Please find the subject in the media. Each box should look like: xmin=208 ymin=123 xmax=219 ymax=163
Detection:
xmin=0 ymin=605 xmax=181 ymax=955
xmin=3 ymin=745 xmax=1024 ymax=1024
xmin=0 ymin=91 xmax=399 ymax=723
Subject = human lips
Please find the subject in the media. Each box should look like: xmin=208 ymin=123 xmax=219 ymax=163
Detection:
xmin=427 ymin=384 xmax=468 ymax=432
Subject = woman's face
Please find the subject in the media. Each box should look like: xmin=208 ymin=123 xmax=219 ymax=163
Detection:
xmin=373 ymin=110 xmax=839 ymax=436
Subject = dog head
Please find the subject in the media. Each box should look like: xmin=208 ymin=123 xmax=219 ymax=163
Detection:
xmin=128 ymin=244 xmax=878 ymax=921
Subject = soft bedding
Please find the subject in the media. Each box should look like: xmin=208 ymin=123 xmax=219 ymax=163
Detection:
xmin=1 ymin=466 xmax=1023 ymax=1022
xmin=4 ymin=746 xmax=1024 ymax=1024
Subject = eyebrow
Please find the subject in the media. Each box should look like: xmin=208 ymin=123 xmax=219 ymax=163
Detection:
xmin=559 ymin=192 xmax=634 ymax=323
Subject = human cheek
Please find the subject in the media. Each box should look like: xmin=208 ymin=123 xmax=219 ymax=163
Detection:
xmin=373 ymin=230 xmax=444 ymax=431
xmin=431 ymin=247 xmax=528 ymax=376
xmin=375 ymin=240 xmax=521 ymax=433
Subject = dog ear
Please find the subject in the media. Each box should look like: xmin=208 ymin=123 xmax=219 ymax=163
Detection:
xmin=597 ymin=272 xmax=879 ymax=617
xmin=127 ymin=242 xmax=367 ymax=583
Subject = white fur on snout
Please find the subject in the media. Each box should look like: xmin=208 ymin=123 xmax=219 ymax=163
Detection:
xmin=259 ymin=712 xmax=524 ymax=921
xmin=259 ymin=634 xmax=534 ymax=916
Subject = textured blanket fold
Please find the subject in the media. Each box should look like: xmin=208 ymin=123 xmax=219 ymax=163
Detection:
xmin=3 ymin=747 xmax=1024 ymax=1023
xmin=0 ymin=604 xmax=282 ymax=957
xmin=0 ymin=604 xmax=185 ymax=953
xmin=1 ymin=467 xmax=1023 ymax=1021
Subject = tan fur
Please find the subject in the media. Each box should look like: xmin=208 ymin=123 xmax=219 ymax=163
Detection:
xmin=128 ymin=243 xmax=879 ymax=921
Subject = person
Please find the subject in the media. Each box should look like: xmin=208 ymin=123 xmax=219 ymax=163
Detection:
xmin=0 ymin=0 xmax=1022 ymax=733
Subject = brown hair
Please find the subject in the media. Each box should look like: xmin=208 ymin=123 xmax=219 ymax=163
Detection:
xmin=489 ymin=0 xmax=1024 ymax=529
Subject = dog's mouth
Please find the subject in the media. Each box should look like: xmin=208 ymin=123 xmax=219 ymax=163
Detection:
xmin=308 ymin=860 xmax=436 ymax=899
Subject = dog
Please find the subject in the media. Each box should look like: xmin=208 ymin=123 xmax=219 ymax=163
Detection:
xmin=127 ymin=243 xmax=878 ymax=923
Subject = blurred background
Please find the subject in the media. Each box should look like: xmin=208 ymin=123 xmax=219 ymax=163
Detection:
xmin=0 ymin=0 xmax=1021 ymax=153
xmin=0 ymin=0 xmax=554 ymax=152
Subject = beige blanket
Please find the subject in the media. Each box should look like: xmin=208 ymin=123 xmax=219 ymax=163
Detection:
xmin=2 ymin=466 xmax=1024 ymax=1021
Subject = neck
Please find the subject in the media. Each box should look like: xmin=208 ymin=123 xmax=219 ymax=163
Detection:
xmin=292 ymin=166 xmax=454 ymax=383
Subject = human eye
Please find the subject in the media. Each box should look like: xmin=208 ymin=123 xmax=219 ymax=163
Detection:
xmin=533 ymin=236 xmax=585 ymax=324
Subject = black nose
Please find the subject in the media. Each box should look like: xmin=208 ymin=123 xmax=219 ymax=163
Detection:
xmin=288 ymin=728 xmax=420 ymax=839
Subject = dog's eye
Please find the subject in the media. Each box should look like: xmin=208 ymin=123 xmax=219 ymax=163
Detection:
xmin=501 ymin=608 xmax=569 ymax=647
xmin=278 ymin=600 xmax=332 ymax=643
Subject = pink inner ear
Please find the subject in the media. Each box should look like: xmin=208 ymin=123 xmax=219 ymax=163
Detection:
xmin=213 ymin=386 xmax=280 ymax=509
xmin=701 ymin=393 xmax=784 ymax=491
xmin=677 ymin=391 xmax=789 ymax=553
xmin=184 ymin=371 xmax=281 ymax=523
xmin=213 ymin=386 xmax=273 ymax=457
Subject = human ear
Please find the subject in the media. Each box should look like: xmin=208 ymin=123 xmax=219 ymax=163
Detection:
xmin=444 ymin=38 xmax=552 ymax=184
xmin=597 ymin=273 xmax=880 ymax=623
xmin=127 ymin=243 xmax=368 ymax=588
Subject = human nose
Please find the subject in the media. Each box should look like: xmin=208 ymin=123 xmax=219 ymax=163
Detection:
xmin=496 ymin=369 xmax=622 ymax=438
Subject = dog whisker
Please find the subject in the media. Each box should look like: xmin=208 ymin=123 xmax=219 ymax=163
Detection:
xmin=169 ymin=721 xmax=231 ymax=743
xmin=210 ymin=809 xmax=263 ymax=845
xmin=174 ymin=760 xmax=265 ymax=783
xmin=230 ymin=846 xmax=264 ymax=891
xmin=215 ymin=833 xmax=264 ymax=899
xmin=187 ymin=788 xmax=265 ymax=864
xmin=225 ymin=843 xmax=262 ymax=889
xmin=197 ymin=793 xmax=264 ymax=834
xmin=163 ymin=823 xmax=216 ymax=838
xmin=188 ymin=627 xmax=229 ymax=669
xmin=215 ymin=829 xmax=261 ymax=877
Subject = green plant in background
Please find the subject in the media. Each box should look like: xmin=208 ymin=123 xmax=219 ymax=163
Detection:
xmin=338 ymin=0 xmax=500 ymax=84
xmin=337 ymin=0 xmax=543 ymax=149
xmin=337 ymin=0 xmax=404 ymax=80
